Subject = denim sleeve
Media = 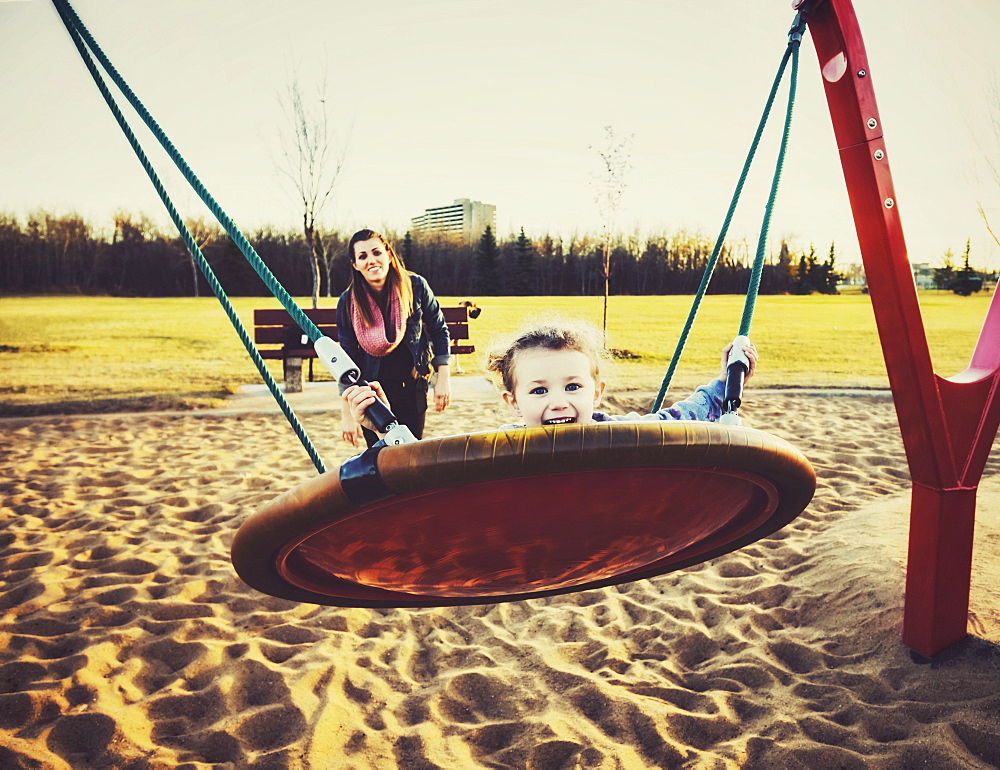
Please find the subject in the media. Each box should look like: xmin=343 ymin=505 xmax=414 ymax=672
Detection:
xmin=609 ymin=378 xmax=725 ymax=422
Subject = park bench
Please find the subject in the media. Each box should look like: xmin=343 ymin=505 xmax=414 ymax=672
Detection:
xmin=252 ymin=305 xmax=477 ymax=393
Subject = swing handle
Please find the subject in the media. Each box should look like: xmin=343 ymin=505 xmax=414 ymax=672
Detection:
xmin=314 ymin=336 xmax=416 ymax=445
xmin=352 ymin=382 xmax=415 ymax=446
xmin=721 ymin=335 xmax=752 ymax=421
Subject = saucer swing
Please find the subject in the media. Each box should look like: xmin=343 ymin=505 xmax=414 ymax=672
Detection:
xmin=53 ymin=0 xmax=817 ymax=608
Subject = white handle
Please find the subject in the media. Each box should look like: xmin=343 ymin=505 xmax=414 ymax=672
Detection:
xmin=727 ymin=335 xmax=751 ymax=369
xmin=313 ymin=336 xmax=362 ymax=384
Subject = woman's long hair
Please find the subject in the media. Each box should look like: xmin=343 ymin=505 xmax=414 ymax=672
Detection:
xmin=345 ymin=229 xmax=413 ymax=327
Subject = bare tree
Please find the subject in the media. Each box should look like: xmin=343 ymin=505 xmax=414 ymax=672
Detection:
xmin=589 ymin=124 xmax=633 ymax=340
xmin=978 ymin=75 xmax=1000 ymax=250
xmin=175 ymin=217 xmax=220 ymax=297
xmin=278 ymin=69 xmax=349 ymax=307
xmin=112 ymin=211 xmax=157 ymax=294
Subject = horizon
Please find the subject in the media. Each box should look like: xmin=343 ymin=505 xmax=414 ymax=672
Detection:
xmin=1 ymin=0 xmax=998 ymax=269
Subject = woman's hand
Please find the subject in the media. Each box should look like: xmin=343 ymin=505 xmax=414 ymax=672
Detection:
xmin=433 ymin=365 xmax=451 ymax=412
xmin=341 ymin=409 xmax=363 ymax=447
xmin=719 ymin=341 xmax=758 ymax=381
xmin=342 ymin=381 xmax=390 ymax=441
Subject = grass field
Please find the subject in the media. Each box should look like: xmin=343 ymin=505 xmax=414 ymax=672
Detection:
xmin=0 ymin=291 xmax=994 ymax=416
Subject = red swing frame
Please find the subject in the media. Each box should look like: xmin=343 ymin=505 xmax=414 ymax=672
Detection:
xmin=803 ymin=0 xmax=1000 ymax=657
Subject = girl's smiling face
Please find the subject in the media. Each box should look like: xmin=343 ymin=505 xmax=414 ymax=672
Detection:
xmin=502 ymin=347 xmax=606 ymax=427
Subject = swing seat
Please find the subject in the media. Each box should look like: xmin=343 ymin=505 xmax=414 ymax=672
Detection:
xmin=231 ymin=421 xmax=816 ymax=608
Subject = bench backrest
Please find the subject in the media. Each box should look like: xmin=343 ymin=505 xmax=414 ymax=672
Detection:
xmin=252 ymin=305 xmax=472 ymax=356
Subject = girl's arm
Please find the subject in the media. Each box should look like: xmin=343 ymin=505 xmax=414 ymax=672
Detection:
xmin=652 ymin=378 xmax=726 ymax=421
xmin=617 ymin=342 xmax=758 ymax=422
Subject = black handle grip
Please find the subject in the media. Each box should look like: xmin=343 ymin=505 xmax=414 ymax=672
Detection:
xmin=723 ymin=362 xmax=747 ymax=413
xmin=356 ymin=379 xmax=398 ymax=433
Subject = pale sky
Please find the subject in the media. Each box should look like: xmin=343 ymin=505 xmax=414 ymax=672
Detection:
xmin=1 ymin=0 xmax=998 ymax=269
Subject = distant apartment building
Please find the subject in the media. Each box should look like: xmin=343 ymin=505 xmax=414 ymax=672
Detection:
xmin=411 ymin=198 xmax=496 ymax=242
xmin=911 ymin=262 xmax=935 ymax=289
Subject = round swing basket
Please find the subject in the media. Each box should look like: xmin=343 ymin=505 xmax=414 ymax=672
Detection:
xmin=231 ymin=421 xmax=816 ymax=608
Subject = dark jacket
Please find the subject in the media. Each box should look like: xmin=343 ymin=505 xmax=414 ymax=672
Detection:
xmin=336 ymin=273 xmax=451 ymax=392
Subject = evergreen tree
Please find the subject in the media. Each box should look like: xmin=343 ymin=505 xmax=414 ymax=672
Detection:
xmin=401 ymin=231 xmax=417 ymax=272
xmin=776 ymin=240 xmax=795 ymax=294
xmin=512 ymin=227 xmax=538 ymax=295
xmin=818 ymin=241 xmax=841 ymax=294
xmin=538 ymin=234 xmax=557 ymax=295
xmin=793 ymin=246 xmax=817 ymax=295
xmin=475 ymin=225 xmax=502 ymax=295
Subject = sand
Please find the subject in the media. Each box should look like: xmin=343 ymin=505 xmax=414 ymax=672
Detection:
xmin=2 ymin=379 xmax=1000 ymax=769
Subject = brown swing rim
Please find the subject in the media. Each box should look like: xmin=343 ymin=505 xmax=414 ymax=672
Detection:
xmin=230 ymin=420 xmax=816 ymax=608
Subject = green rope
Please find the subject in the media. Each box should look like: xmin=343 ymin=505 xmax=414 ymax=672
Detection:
xmin=52 ymin=0 xmax=321 ymax=341
xmin=652 ymin=13 xmax=804 ymax=411
xmin=740 ymin=44 xmax=800 ymax=336
xmin=52 ymin=0 xmax=327 ymax=474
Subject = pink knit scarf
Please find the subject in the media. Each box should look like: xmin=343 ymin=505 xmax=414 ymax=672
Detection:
xmin=351 ymin=287 xmax=404 ymax=357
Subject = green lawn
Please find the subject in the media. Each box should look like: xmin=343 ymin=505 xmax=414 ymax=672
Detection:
xmin=0 ymin=291 xmax=993 ymax=416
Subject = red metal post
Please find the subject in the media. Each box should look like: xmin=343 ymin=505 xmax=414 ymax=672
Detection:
xmin=801 ymin=0 xmax=1000 ymax=657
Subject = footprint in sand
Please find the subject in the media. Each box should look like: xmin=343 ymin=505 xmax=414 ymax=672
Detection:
xmin=46 ymin=712 xmax=120 ymax=767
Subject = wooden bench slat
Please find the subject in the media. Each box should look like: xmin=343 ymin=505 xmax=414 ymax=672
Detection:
xmin=442 ymin=306 xmax=470 ymax=322
xmin=271 ymin=345 xmax=472 ymax=358
xmin=254 ymin=308 xmax=339 ymax=325
xmin=264 ymin=344 xmax=472 ymax=356
xmin=255 ymin=324 xmax=466 ymax=345
xmin=255 ymin=307 xmax=469 ymax=326
xmin=254 ymin=327 xmax=336 ymax=345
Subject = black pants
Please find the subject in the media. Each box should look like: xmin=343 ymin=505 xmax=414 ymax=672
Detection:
xmin=362 ymin=376 xmax=428 ymax=447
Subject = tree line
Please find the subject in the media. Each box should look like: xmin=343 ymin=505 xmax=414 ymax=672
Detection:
xmin=933 ymin=239 xmax=992 ymax=295
xmin=0 ymin=211 xmax=844 ymax=299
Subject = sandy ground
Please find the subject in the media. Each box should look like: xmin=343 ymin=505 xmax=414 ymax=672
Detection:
xmin=1 ymin=378 xmax=999 ymax=768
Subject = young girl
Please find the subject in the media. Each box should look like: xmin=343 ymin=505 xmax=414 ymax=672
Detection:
xmin=343 ymin=318 xmax=757 ymax=435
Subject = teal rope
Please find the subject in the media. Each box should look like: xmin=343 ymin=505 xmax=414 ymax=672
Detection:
xmin=652 ymin=15 xmax=803 ymax=411
xmin=52 ymin=0 xmax=327 ymax=474
xmin=52 ymin=0 xmax=321 ymax=342
xmin=740 ymin=44 xmax=800 ymax=336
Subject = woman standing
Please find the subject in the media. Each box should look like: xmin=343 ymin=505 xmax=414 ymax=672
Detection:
xmin=337 ymin=229 xmax=451 ymax=447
